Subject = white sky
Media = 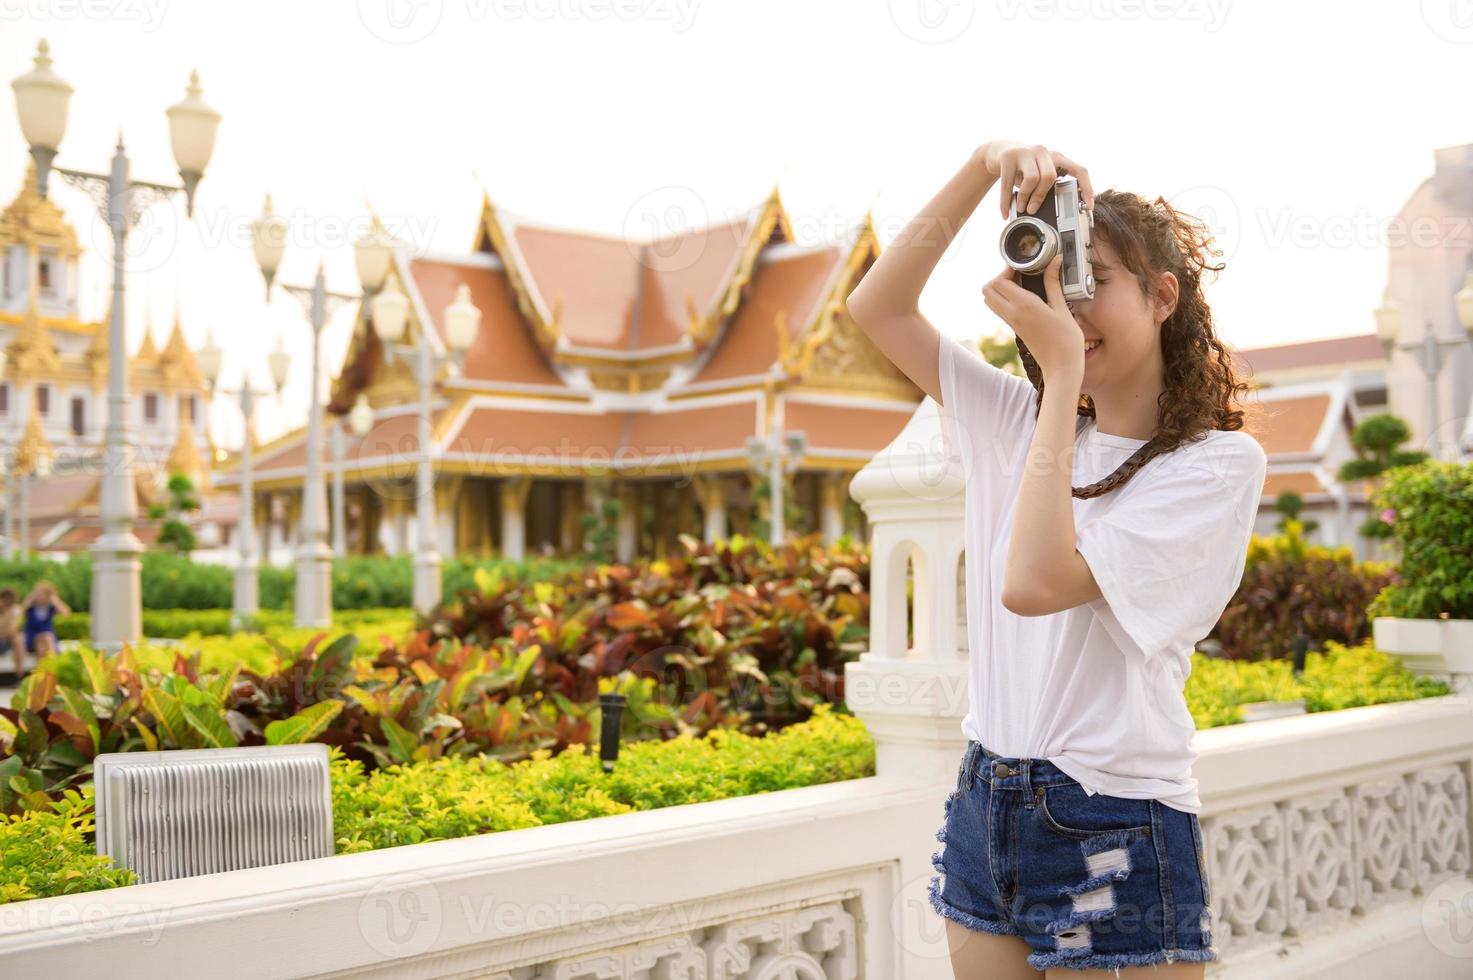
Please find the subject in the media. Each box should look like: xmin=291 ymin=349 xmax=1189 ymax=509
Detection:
xmin=2 ymin=0 xmax=1471 ymax=450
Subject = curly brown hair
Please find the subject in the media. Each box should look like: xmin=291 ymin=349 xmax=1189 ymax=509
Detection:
xmin=1017 ymin=188 xmax=1254 ymax=498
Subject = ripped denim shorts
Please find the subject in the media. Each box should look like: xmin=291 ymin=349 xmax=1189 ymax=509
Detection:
xmin=928 ymin=740 xmax=1218 ymax=972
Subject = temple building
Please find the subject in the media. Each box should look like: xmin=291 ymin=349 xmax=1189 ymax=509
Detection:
xmin=211 ymin=188 xmax=925 ymax=562
xmin=0 ymin=162 xmax=232 ymax=556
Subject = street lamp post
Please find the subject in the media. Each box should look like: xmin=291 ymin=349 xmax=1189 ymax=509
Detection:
xmin=197 ymin=337 xmax=289 ymax=632
xmin=1375 ymin=285 xmax=1473 ymax=462
xmin=252 ymin=198 xmax=358 ymax=629
xmin=331 ymin=419 xmax=347 ymax=557
xmin=745 ymin=428 xmax=807 ymax=548
xmin=341 ymin=394 xmax=375 ymax=557
xmin=364 ymin=270 xmax=479 ymax=615
xmin=11 ymin=40 xmax=219 ymax=651
xmin=1 ymin=457 xmax=11 ymax=561
xmin=0 ymin=347 xmax=9 ymax=559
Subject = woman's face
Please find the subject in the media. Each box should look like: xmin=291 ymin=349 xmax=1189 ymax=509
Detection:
xmin=1066 ymin=237 xmax=1174 ymax=395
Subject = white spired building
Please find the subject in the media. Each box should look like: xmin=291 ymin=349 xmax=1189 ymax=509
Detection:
xmin=0 ymin=161 xmax=237 ymax=558
xmin=1230 ymin=142 xmax=1473 ymax=561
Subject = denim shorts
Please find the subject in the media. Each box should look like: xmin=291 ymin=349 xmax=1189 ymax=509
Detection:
xmin=928 ymin=740 xmax=1218 ymax=972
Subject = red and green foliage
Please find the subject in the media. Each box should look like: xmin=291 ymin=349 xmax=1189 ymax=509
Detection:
xmin=1212 ymin=520 xmax=1395 ymax=661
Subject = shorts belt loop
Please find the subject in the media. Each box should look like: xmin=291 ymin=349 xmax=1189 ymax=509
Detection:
xmin=965 ymin=742 xmax=978 ymax=790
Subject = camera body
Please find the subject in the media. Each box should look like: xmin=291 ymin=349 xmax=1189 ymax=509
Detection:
xmin=999 ymin=174 xmax=1095 ymax=306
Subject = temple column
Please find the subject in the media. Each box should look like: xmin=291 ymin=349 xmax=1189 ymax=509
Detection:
xmin=693 ymin=474 xmax=727 ymax=545
xmin=615 ymin=481 xmax=638 ymax=563
xmin=673 ymin=481 xmax=697 ymax=551
xmin=820 ymin=472 xmax=848 ymax=545
xmin=559 ymin=482 xmax=583 ymax=553
xmin=499 ymin=476 xmax=532 ymax=560
xmin=434 ymin=474 xmax=463 ymax=559
xmin=283 ymin=491 xmax=302 ymax=553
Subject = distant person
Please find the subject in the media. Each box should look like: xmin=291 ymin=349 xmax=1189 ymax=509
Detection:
xmin=22 ymin=579 xmax=70 ymax=659
xmin=0 ymin=588 xmax=22 ymax=678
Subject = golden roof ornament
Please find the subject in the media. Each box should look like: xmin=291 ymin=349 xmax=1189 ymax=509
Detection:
xmin=159 ymin=307 xmax=204 ymax=390
xmin=166 ymin=409 xmax=208 ymax=489
xmin=0 ymin=161 xmax=81 ymax=256
xmin=13 ymin=385 xmax=53 ymax=476
xmin=135 ymin=317 xmax=160 ymax=361
xmin=84 ymin=298 xmax=110 ymax=387
xmin=6 ymin=298 xmax=61 ymax=381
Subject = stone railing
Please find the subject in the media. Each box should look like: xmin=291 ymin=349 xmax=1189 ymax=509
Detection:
xmin=3 ymin=697 xmax=1470 ymax=978
xmin=3 ymin=399 xmax=1470 ymax=977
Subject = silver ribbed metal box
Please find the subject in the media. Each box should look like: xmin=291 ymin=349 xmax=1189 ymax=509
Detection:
xmin=93 ymin=744 xmax=334 ymax=884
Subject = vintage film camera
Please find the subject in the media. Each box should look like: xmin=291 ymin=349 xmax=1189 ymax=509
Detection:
xmin=998 ymin=173 xmax=1095 ymax=306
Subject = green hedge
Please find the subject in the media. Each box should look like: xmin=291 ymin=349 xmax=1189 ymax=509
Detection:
xmin=1185 ymin=640 xmax=1448 ymax=728
xmin=331 ymin=700 xmax=874 ymax=851
xmin=52 ymin=606 xmax=414 ymax=643
xmin=2 ymin=704 xmax=872 ymax=904
xmin=0 ymin=786 xmax=135 ymax=903
xmin=0 ymin=553 xmax=588 ymax=613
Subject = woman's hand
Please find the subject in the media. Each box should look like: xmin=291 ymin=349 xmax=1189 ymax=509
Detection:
xmin=982 ymin=254 xmax=1086 ymax=383
xmin=976 ymin=141 xmax=1094 ymax=219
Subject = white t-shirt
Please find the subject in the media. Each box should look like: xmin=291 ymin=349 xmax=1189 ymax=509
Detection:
xmin=936 ymin=331 xmax=1267 ymax=814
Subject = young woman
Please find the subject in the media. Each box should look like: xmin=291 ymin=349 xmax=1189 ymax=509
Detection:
xmin=22 ymin=579 xmax=71 ymax=660
xmin=846 ymin=141 xmax=1265 ymax=977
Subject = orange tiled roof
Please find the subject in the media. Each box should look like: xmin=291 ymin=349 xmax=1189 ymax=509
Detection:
xmin=1232 ymin=333 xmax=1384 ymax=375
xmin=505 ymin=213 xmax=755 ymax=353
xmin=230 ymin=195 xmax=922 ymax=487
xmin=411 ymin=257 xmax=565 ymax=387
xmin=1241 ymin=393 xmax=1335 ymax=456
xmin=685 ymin=246 xmax=846 ymax=386
xmin=1262 ymin=470 xmax=1326 ymax=497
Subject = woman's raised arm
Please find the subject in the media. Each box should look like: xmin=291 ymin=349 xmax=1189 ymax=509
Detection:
xmin=845 ymin=140 xmax=1094 ymax=407
xmin=844 ymin=145 xmax=1001 ymax=405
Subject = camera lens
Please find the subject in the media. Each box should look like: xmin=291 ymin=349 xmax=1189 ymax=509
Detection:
xmin=1005 ymin=226 xmax=1043 ymax=262
xmin=1000 ymin=218 xmax=1056 ymax=271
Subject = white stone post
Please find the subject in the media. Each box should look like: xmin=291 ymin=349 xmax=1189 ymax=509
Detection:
xmin=843 ymin=400 xmax=969 ymax=784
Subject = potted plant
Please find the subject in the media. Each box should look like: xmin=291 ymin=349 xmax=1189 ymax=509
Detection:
xmin=1367 ymin=460 xmax=1473 ymax=692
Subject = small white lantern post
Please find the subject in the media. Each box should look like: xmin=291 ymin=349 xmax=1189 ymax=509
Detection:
xmin=12 ymin=40 xmax=220 ymax=650
xmin=843 ymin=400 xmax=969 ymax=781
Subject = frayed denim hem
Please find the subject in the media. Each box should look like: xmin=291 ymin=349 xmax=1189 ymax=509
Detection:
xmin=1027 ymin=944 xmax=1219 ymax=971
xmin=927 ymin=875 xmax=1023 ymax=937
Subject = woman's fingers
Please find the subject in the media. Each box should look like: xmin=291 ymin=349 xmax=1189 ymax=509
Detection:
xmin=998 ymin=157 xmax=1019 ymax=218
xmin=1027 ymin=147 xmax=1055 ymax=215
xmin=1014 ymin=154 xmax=1039 ymax=214
xmin=1053 ymin=151 xmax=1094 ymax=210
